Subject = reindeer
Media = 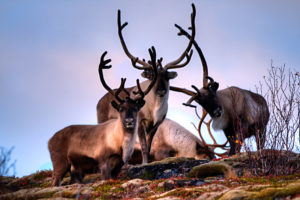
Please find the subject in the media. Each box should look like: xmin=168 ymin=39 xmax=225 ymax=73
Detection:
xmin=129 ymin=118 xmax=215 ymax=164
xmin=97 ymin=4 xmax=196 ymax=164
xmin=170 ymin=25 xmax=270 ymax=156
xmin=48 ymin=49 xmax=157 ymax=186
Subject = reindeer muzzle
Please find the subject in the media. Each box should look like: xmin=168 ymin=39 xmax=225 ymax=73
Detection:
xmin=156 ymin=90 xmax=166 ymax=97
xmin=125 ymin=118 xmax=135 ymax=129
xmin=213 ymin=107 xmax=223 ymax=118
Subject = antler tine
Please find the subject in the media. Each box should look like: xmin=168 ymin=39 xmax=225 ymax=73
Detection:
xmin=185 ymin=95 xmax=198 ymax=107
xmin=197 ymin=109 xmax=209 ymax=146
xmin=135 ymin=79 xmax=144 ymax=99
xmin=164 ymin=3 xmax=196 ymax=70
xmin=98 ymin=51 xmax=115 ymax=97
xmin=174 ymin=23 xmax=209 ymax=88
xmin=191 ymin=85 xmax=201 ymax=94
xmin=133 ymin=46 xmax=158 ymax=99
xmin=170 ymin=86 xmax=196 ymax=96
xmin=131 ymin=57 xmax=150 ymax=70
xmin=117 ymin=10 xmax=151 ymax=70
xmin=165 ymin=49 xmax=194 ymax=70
xmin=114 ymin=78 xmax=127 ymax=103
xmin=206 ymin=76 xmax=215 ymax=87
xmin=196 ymin=110 xmax=230 ymax=157
xmin=142 ymin=46 xmax=158 ymax=95
xmin=157 ymin=57 xmax=163 ymax=69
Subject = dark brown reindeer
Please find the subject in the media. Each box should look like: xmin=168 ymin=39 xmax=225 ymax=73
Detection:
xmin=48 ymin=49 xmax=157 ymax=186
xmin=97 ymin=4 xmax=196 ymax=163
xmin=170 ymin=25 xmax=270 ymax=156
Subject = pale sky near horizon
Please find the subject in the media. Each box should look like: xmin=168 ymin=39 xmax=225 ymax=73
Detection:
xmin=1 ymin=0 xmax=300 ymax=177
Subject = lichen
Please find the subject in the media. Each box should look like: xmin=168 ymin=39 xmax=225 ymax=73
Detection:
xmin=187 ymin=161 xmax=236 ymax=179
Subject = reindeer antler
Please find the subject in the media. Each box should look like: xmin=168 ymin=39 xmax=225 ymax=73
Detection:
xmin=164 ymin=3 xmax=196 ymax=70
xmin=98 ymin=52 xmax=131 ymax=103
xmin=118 ymin=10 xmax=152 ymax=70
xmin=133 ymin=46 xmax=158 ymax=99
xmin=193 ymin=108 xmax=230 ymax=157
xmin=174 ymin=23 xmax=212 ymax=88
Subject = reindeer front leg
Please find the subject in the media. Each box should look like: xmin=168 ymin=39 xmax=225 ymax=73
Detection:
xmin=224 ymin=127 xmax=236 ymax=156
xmin=138 ymin=120 xmax=149 ymax=164
xmin=146 ymin=114 xmax=166 ymax=157
xmin=99 ymin=162 xmax=111 ymax=180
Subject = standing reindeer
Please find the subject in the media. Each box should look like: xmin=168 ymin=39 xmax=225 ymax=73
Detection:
xmin=97 ymin=4 xmax=196 ymax=163
xmin=48 ymin=49 xmax=157 ymax=186
xmin=170 ymin=25 xmax=270 ymax=156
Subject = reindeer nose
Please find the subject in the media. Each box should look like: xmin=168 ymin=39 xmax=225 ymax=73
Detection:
xmin=125 ymin=118 xmax=134 ymax=123
xmin=156 ymin=90 xmax=166 ymax=97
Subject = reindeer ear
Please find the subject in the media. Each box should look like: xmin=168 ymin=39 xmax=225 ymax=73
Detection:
xmin=168 ymin=71 xmax=178 ymax=79
xmin=111 ymin=100 xmax=120 ymax=111
xmin=136 ymin=99 xmax=145 ymax=109
xmin=141 ymin=70 xmax=154 ymax=80
xmin=210 ymin=82 xmax=219 ymax=91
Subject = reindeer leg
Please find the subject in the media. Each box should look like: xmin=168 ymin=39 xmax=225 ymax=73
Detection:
xmin=51 ymin=156 xmax=70 ymax=186
xmin=146 ymin=114 xmax=166 ymax=160
xmin=224 ymin=127 xmax=236 ymax=156
xmin=138 ymin=120 xmax=148 ymax=164
xmin=99 ymin=162 xmax=111 ymax=180
xmin=109 ymin=156 xmax=124 ymax=179
xmin=70 ymin=165 xmax=84 ymax=184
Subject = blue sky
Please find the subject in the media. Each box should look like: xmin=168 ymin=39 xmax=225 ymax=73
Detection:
xmin=1 ymin=1 xmax=299 ymax=177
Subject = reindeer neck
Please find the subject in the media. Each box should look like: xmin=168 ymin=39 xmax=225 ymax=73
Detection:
xmin=116 ymin=115 xmax=139 ymax=163
xmin=137 ymin=80 xmax=169 ymax=125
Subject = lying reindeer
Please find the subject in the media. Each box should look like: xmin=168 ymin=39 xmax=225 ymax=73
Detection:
xmin=97 ymin=4 xmax=196 ymax=164
xmin=48 ymin=49 xmax=157 ymax=186
xmin=129 ymin=118 xmax=215 ymax=164
xmin=170 ymin=25 xmax=270 ymax=156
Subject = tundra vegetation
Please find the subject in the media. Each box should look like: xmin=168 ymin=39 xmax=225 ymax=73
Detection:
xmin=243 ymin=64 xmax=300 ymax=176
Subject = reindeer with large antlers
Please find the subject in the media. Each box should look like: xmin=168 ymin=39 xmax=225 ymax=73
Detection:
xmin=97 ymin=4 xmax=196 ymax=163
xmin=170 ymin=25 xmax=270 ymax=156
xmin=48 ymin=49 xmax=157 ymax=186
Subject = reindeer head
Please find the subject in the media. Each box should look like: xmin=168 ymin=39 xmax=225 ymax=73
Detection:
xmin=189 ymin=77 xmax=222 ymax=118
xmin=98 ymin=48 xmax=158 ymax=130
xmin=117 ymin=4 xmax=196 ymax=98
xmin=170 ymin=23 xmax=223 ymax=118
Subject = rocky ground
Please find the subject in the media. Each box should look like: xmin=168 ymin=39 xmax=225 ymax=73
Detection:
xmin=0 ymin=152 xmax=299 ymax=200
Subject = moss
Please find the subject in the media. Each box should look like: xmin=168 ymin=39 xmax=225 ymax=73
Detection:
xmin=165 ymin=188 xmax=204 ymax=199
xmin=239 ymin=172 xmax=300 ymax=187
xmin=33 ymin=170 xmax=52 ymax=181
xmin=219 ymin=189 xmax=256 ymax=200
xmin=149 ymin=157 xmax=194 ymax=165
xmin=188 ymin=161 xmax=236 ymax=179
xmin=59 ymin=190 xmax=77 ymax=198
xmin=254 ymin=181 xmax=300 ymax=199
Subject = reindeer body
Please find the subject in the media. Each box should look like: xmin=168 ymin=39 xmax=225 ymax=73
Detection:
xmin=211 ymin=86 xmax=269 ymax=155
xmin=48 ymin=117 xmax=138 ymax=186
xmin=97 ymin=79 xmax=168 ymax=164
xmin=129 ymin=118 xmax=214 ymax=163
xmin=170 ymin=25 xmax=270 ymax=156
xmin=48 ymin=50 xmax=151 ymax=186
